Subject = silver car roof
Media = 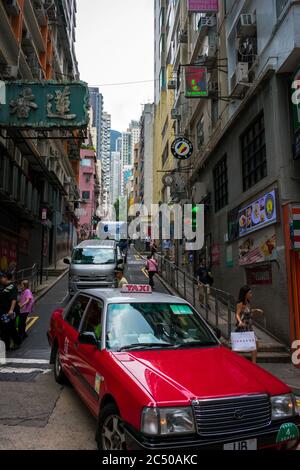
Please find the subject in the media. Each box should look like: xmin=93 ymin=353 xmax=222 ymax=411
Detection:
xmin=75 ymin=240 xmax=116 ymax=249
xmin=82 ymin=288 xmax=187 ymax=304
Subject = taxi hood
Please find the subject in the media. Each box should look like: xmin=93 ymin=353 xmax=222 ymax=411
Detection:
xmin=113 ymin=346 xmax=290 ymax=405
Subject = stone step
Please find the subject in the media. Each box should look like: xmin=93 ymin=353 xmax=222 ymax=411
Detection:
xmin=240 ymin=352 xmax=291 ymax=364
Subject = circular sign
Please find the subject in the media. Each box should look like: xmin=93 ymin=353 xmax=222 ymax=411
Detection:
xmin=171 ymin=138 xmax=193 ymax=161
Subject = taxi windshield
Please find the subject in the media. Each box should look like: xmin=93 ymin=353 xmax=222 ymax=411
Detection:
xmin=106 ymin=303 xmax=218 ymax=351
xmin=72 ymin=248 xmax=115 ymax=265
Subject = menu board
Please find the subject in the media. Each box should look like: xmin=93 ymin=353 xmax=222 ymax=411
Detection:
xmin=238 ymin=190 xmax=277 ymax=237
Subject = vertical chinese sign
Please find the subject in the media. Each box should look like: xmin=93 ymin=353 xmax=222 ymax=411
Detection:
xmin=185 ymin=66 xmax=208 ymax=98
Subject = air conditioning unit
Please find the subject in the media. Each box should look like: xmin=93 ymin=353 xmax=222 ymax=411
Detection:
xmin=171 ymin=108 xmax=181 ymax=120
xmin=167 ymin=79 xmax=177 ymax=90
xmin=236 ymin=13 xmax=257 ymax=38
xmin=4 ymin=0 xmax=21 ymax=16
xmin=198 ymin=16 xmax=215 ymax=31
xmin=65 ymin=176 xmax=72 ymax=184
xmin=230 ymin=62 xmax=249 ymax=96
xmin=178 ymin=30 xmax=188 ymax=44
xmin=207 ymin=44 xmax=217 ymax=58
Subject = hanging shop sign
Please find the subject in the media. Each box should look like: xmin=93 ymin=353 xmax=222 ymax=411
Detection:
xmin=187 ymin=0 xmax=219 ymax=13
xmin=239 ymin=228 xmax=277 ymax=266
xmin=246 ymin=264 xmax=272 ymax=286
xmin=238 ymin=190 xmax=277 ymax=237
xmin=171 ymin=138 xmax=193 ymax=160
xmin=0 ymin=81 xmax=89 ymax=129
xmin=290 ymin=205 xmax=300 ymax=249
xmin=185 ymin=66 xmax=208 ymax=98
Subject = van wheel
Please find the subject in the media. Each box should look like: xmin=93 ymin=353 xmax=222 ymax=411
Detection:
xmin=53 ymin=345 xmax=67 ymax=385
xmin=96 ymin=404 xmax=127 ymax=450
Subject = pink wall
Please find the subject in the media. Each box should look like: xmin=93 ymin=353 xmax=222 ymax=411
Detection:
xmin=78 ymin=149 xmax=96 ymax=239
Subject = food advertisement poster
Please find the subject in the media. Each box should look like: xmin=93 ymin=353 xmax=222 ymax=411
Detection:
xmin=239 ymin=190 xmax=277 ymax=237
xmin=239 ymin=228 xmax=277 ymax=266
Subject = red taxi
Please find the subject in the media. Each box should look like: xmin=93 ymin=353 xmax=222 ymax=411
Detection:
xmin=47 ymin=286 xmax=300 ymax=450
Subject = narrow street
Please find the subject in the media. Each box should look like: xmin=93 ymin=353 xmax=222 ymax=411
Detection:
xmin=0 ymin=251 xmax=167 ymax=450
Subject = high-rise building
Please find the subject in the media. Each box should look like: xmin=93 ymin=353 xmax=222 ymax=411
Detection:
xmin=110 ymin=130 xmax=122 ymax=153
xmin=110 ymin=152 xmax=121 ymax=205
xmin=89 ymin=87 xmax=104 ymax=160
xmin=101 ymin=112 xmax=111 ymax=209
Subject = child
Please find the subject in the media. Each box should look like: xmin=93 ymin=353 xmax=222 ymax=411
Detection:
xmin=19 ymin=280 xmax=34 ymax=341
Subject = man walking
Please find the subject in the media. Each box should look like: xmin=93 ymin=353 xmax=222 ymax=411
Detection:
xmin=0 ymin=272 xmax=21 ymax=351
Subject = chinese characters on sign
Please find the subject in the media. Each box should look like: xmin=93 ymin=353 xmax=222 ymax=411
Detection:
xmin=187 ymin=0 xmax=219 ymax=12
xmin=185 ymin=66 xmax=208 ymax=98
xmin=0 ymin=81 xmax=89 ymax=129
xmin=238 ymin=190 xmax=277 ymax=237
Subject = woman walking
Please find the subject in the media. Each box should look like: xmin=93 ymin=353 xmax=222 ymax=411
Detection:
xmin=19 ymin=280 xmax=34 ymax=341
xmin=235 ymin=286 xmax=263 ymax=364
xmin=146 ymin=255 xmax=158 ymax=289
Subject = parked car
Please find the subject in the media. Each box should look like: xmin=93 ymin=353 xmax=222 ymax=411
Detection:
xmin=48 ymin=285 xmax=300 ymax=451
xmin=64 ymin=240 xmax=123 ymax=295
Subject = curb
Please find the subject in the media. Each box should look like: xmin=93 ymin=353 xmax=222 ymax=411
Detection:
xmin=35 ymin=269 xmax=68 ymax=303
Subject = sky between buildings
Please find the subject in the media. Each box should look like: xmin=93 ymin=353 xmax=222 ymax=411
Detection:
xmin=76 ymin=0 xmax=154 ymax=132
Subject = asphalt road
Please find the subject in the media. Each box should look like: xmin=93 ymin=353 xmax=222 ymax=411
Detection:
xmin=0 ymin=250 xmax=166 ymax=450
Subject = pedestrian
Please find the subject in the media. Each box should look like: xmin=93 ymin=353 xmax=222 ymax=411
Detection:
xmin=0 ymin=272 xmax=21 ymax=351
xmin=146 ymin=255 xmax=158 ymax=289
xmin=235 ymin=286 xmax=263 ymax=364
xmin=114 ymin=268 xmax=129 ymax=288
xmin=145 ymin=236 xmax=151 ymax=252
xmin=18 ymin=280 xmax=34 ymax=342
xmin=197 ymin=259 xmax=212 ymax=308
xmin=150 ymin=240 xmax=158 ymax=256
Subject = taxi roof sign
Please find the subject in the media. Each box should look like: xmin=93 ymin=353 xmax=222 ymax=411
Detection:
xmin=121 ymin=285 xmax=152 ymax=294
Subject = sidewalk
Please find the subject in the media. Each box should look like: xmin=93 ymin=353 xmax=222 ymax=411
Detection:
xmin=34 ymin=259 xmax=69 ymax=303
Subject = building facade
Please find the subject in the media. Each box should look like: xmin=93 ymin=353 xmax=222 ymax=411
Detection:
xmin=100 ymin=111 xmax=111 ymax=213
xmin=89 ymin=87 xmax=103 ymax=161
xmin=0 ymin=0 xmax=83 ymax=273
xmin=110 ymin=151 xmax=121 ymax=206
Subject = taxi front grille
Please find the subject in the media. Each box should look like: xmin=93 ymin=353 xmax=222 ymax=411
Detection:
xmin=78 ymin=276 xmax=108 ymax=282
xmin=193 ymin=394 xmax=272 ymax=437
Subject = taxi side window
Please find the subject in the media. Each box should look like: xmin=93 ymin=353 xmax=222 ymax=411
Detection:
xmin=65 ymin=295 xmax=90 ymax=331
xmin=81 ymin=299 xmax=104 ymax=340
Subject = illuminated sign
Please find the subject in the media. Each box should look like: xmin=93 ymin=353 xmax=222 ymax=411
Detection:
xmin=187 ymin=0 xmax=219 ymax=12
xmin=171 ymin=138 xmax=193 ymax=160
xmin=238 ymin=190 xmax=277 ymax=237
xmin=185 ymin=66 xmax=208 ymax=98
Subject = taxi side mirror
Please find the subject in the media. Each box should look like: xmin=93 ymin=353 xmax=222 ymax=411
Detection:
xmin=78 ymin=332 xmax=99 ymax=346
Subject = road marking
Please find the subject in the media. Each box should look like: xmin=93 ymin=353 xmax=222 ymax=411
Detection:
xmin=0 ymin=367 xmax=51 ymax=375
xmin=25 ymin=316 xmax=39 ymax=332
xmin=3 ymin=359 xmax=49 ymax=365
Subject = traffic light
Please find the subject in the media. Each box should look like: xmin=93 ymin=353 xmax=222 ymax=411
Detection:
xmin=192 ymin=205 xmax=199 ymax=231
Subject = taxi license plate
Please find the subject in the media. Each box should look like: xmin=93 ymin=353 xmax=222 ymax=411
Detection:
xmin=224 ymin=439 xmax=257 ymax=450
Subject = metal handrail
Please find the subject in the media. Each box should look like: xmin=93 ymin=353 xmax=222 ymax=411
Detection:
xmin=14 ymin=263 xmax=39 ymax=293
xmin=155 ymin=253 xmax=236 ymax=339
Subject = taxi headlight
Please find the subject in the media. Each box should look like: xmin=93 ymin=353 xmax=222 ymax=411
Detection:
xmin=271 ymin=394 xmax=296 ymax=420
xmin=141 ymin=407 xmax=195 ymax=436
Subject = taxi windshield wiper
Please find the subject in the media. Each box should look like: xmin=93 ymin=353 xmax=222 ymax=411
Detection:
xmin=118 ymin=343 xmax=174 ymax=352
xmin=174 ymin=341 xmax=217 ymax=349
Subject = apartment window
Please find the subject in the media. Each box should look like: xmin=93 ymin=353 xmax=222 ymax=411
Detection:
xmin=81 ymin=159 xmax=92 ymax=167
xmin=82 ymin=191 xmax=90 ymax=200
xmin=213 ymin=155 xmax=228 ymax=213
xmin=162 ymin=142 xmax=169 ymax=167
xmin=276 ymin=0 xmax=289 ymax=17
xmin=196 ymin=116 xmax=204 ymax=150
xmin=241 ymin=112 xmax=267 ymax=192
xmin=160 ymin=67 xmax=166 ymax=90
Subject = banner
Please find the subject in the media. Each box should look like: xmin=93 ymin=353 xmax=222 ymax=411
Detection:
xmin=239 ymin=229 xmax=276 ymax=266
xmin=185 ymin=66 xmax=208 ymax=98
xmin=239 ymin=190 xmax=277 ymax=237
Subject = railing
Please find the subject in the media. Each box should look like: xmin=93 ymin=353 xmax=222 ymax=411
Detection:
xmin=155 ymin=253 xmax=236 ymax=340
xmin=14 ymin=264 xmax=39 ymax=293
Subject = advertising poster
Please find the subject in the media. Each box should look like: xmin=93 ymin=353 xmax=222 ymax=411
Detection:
xmin=0 ymin=234 xmax=17 ymax=272
xmin=239 ymin=229 xmax=277 ymax=266
xmin=185 ymin=66 xmax=208 ymax=98
xmin=239 ymin=190 xmax=277 ymax=237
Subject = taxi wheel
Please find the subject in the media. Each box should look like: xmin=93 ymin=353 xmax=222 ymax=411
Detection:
xmin=97 ymin=404 xmax=127 ymax=450
xmin=53 ymin=346 xmax=67 ymax=385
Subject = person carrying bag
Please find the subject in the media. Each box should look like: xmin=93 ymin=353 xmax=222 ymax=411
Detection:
xmin=231 ymin=286 xmax=263 ymax=364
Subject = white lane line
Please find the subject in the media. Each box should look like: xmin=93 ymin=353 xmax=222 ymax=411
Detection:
xmin=3 ymin=359 xmax=49 ymax=365
xmin=0 ymin=368 xmax=51 ymax=375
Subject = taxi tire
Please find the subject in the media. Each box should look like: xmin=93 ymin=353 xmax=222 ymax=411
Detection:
xmin=53 ymin=345 xmax=67 ymax=385
xmin=96 ymin=404 xmax=126 ymax=451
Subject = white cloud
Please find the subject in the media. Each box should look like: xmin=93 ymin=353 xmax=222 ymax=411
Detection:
xmin=75 ymin=0 xmax=154 ymax=131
